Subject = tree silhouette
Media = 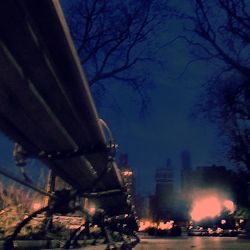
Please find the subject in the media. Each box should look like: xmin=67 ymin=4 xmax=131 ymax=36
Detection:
xmin=64 ymin=0 xmax=166 ymax=113
xmin=180 ymin=0 xmax=250 ymax=170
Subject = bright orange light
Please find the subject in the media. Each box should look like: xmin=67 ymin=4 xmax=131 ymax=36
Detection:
xmin=88 ymin=206 xmax=96 ymax=215
xmin=139 ymin=220 xmax=151 ymax=231
xmin=158 ymin=220 xmax=174 ymax=230
xmin=138 ymin=220 xmax=157 ymax=231
xmin=123 ymin=170 xmax=133 ymax=177
xmin=223 ymin=200 xmax=235 ymax=214
xmin=190 ymin=196 xmax=222 ymax=221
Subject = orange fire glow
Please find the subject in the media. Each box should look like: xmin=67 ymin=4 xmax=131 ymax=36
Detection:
xmin=139 ymin=220 xmax=174 ymax=231
xmin=157 ymin=220 xmax=174 ymax=230
xmin=88 ymin=206 xmax=96 ymax=215
xmin=139 ymin=220 xmax=151 ymax=231
xmin=190 ymin=196 xmax=222 ymax=221
xmin=190 ymin=193 xmax=235 ymax=222
xmin=139 ymin=220 xmax=156 ymax=231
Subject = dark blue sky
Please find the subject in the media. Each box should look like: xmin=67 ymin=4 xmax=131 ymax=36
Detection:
xmin=98 ymin=39 xmax=229 ymax=195
xmin=91 ymin=8 xmax=230 ymax=195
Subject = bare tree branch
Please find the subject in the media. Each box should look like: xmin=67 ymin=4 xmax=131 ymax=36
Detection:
xmin=64 ymin=0 xmax=167 ymax=112
xmin=181 ymin=0 xmax=250 ymax=169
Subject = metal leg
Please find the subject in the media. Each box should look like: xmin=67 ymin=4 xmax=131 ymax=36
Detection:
xmin=43 ymin=171 xmax=55 ymax=236
xmin=64 ymin=222 xmax=89 ymax=249
xmin=3 ymin=206 xmax=49 ymax=250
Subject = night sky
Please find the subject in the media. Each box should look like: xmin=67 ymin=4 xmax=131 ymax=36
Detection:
xmin=95 ymin=19 xmax=229 ymax=195
xmin=99 ymin=48 xmax=228 ymax=195
xmin=0 ymin=1 xmax=232 ymax=195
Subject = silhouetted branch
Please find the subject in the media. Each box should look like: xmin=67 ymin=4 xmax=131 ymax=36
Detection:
xmin=64 ymin=0 xmax=167 ymax=112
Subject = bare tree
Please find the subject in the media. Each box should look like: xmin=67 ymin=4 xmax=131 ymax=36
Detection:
xmin=181 ymin=0 xmax=250 ymax=76
xmin=178 ymin=0 xmax=250 ymax=169
xmin=198 ymin=75 xmax=250 ymax=169
xmin=64 ymin=0 xmax=166 ymax=113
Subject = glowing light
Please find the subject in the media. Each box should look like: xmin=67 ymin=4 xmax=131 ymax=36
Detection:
xmin=88 ymin=206 xmax=96 ymax=215
xmin=139 ymin=220 xmax=151 ymax=231
xmin=190 ymin=196 xmax=222 ymax=221
xmin=158 ymin=220 xmax=174 ymax=230
xmin=123 ymin=170 xmax=133 ymax=177
xmin=221 ymin=219 xmax=226 ymax=225
xmin=32 ymin=202 xmax=42 ymax=210
xmin=216 ymin=227 xmax=223 ymax=234
xmin=139 ymin=219 xmax=175 ymax=231
xmin=223 ymin=200 xmax=235 ymax=214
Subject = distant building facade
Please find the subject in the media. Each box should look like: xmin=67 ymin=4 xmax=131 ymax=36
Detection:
xmin=181 ymin=150 xmax=192 ymax=192
xmin=118 ymin=153 xmax=136 ymax=199
xmin=154 ymin=159 xmax=174 ymax=220
xmin=135 ymin=195 xmax=151 ymax=219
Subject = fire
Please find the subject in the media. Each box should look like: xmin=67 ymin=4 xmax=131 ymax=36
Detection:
xmin=139 ymin=220 xmax=174 ymax=231
xmin=158 ymin=220 xmax=174 ymax=230
xmin=139 ymin=220 xmax=151 ymax=231
xmin=190 ymin=196 xmax=222 ymax=221
xmin=139 ymin=220 xmax=157 ymax=231
xmin=190 ymin=194 xmax=235 ymax=222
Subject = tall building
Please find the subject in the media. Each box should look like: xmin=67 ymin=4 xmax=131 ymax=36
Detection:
xmin=135 ymin=195 xmax=151 ymax=219
xmin=154 ymin=159 xmax=174 ymax=220
xmin=181 ymin=150 xmax=192 ymax=192
xmin=181 ymin=150 xmax=191 ymax=170
xmin=118 ymin=153 xmax=136 ymax=198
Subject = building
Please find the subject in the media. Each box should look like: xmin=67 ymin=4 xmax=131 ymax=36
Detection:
xmin=190 ymin=165 xmax=232 ymax=192
xmin=181 ymin=150 xmax=191 ymax=169
xmin=154 ymin=159 xmax=174 ymax=220
xmin=135 ymin=195 xmax=151 ymax=219
xmin=181 ymin=150 xmax=192 ymax=192
xmin=118 ymin=153 xmax=136 ymax=198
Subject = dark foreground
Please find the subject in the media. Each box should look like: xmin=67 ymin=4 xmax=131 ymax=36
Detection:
xmin=1 ymin=237 xmax=250 ymax=250
xmin=134 ymin=237 xmax=250 ymax=250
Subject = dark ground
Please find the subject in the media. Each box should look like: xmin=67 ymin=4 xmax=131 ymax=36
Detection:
xmin=134 ymin=237 xmax=250 ymax=250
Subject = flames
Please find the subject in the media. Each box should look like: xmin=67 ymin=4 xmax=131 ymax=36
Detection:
xmin=139 ymin=220 xmax=154 ymax=231
xmin=158 ymin=220 xmax=174 ymax=230
xmin=139 ymin=220 xmax=174 ymax=231
xmin=190 ymin=194 xmax=235 ymax=222
xmin=190 ymin=196 xmax=222 ymax=221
